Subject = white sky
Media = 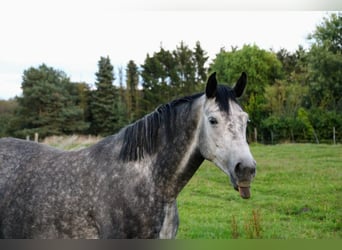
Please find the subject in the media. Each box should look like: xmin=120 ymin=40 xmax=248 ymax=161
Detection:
xmin=0 ymin=0 xmax=340 ymax=99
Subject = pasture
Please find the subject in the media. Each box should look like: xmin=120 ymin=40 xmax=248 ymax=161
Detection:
xmin=43 ymin=137 xmax=341 ymax=239
xmin=177 ymin=144 xmax=342 ymax=239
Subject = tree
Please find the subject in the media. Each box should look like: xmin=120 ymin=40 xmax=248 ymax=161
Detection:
xmin=276 ymin=48 xmax=298 ymax=80
xmin=193 ymin=41 xmax=209 ymax=85
xmin=0 ymin=99 xmax=17 ymax=137
xmin=140 ymin=53 xmax=168 ymax=114
xmin=297 ymin=107 xmax=319 ymax=143
xmin=211 ymin=44 xmax=282 ymax=97
xmin=125 ymin=60 xmax=140 ymax=121
xmin=73 ymin=81 xmax=92 ymax=131
xmin=89 ymin=56 xmax=122 ymax=136
xmin=308 ymin=12 xmax=342 ymax=54
xmin=173 ymin=41 xmax=196 ymax=95
xmin=307 ymin=12 xmax=342 ymax=111
xmin=263 ymin=47 xmax=310 ymax=142
xmin=210 ymin=44 xmax=283 ymax=141
xmin=140 ymin=42 xmax=208 ymax=116
xmin=13 ymin=64 xmax=89 ymax=138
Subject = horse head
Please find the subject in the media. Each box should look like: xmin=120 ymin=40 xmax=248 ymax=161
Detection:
xmin=199 ymin=72 xmax=256 ymax=199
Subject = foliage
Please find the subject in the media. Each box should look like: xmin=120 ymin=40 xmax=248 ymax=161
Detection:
xmin=125 ymin=60 xmax=141 ymax=121
xmin=1 ymin=13 xmax=341 ymax=143
xmin=309 ymin=109 xmax=342 ymax=143
xmin=10 ymin=64 xmax=89 ymax=138
xmin=140 ymin=41 xmax=208 ymax=115
xmin=0 ymin=99 xmax=17 ymax=137
xmin=307 ymin=13 xmax=342 ymax=112
xmin=296 ymin=107 xmax=318 ymax=143
xmin=210 ymin=44 xmax=282 ymax=93
xmin=88 ymin=56 xmax=125 ymax=136
xmin=259 ymin=12 xmax=342 ymax=143
xmin=210 ymin=44 xmax=283 ymax=140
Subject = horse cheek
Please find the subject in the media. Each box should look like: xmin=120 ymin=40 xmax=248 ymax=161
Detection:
xmin=198 ymin=128 xmax=214 ymax=161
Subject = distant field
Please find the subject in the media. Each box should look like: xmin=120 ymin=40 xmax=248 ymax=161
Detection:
xmin=42 ymin=135 xmax=101 ymax=150
xmin=43 ymin=137 xmax=342 ymax=239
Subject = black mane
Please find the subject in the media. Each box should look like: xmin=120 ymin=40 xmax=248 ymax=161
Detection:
xmin=119 ymin=85 xmax=237 ymax=162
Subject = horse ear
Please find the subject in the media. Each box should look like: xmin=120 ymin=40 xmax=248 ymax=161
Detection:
xmin=206 ymin=72 xmax=217 ymax=98
xmin=233 ymin=72 xmax=247 ymax=98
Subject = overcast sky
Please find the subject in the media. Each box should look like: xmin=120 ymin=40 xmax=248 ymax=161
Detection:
xmin=0 ymin=0 xmax=340 ymax=99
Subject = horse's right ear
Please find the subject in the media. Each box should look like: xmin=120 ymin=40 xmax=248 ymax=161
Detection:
xmin=206 ymin=72 xmax=217 ymax=98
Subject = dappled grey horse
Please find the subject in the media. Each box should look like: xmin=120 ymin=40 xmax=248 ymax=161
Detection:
xmin=0 ymin=72 xmax=256 ymax=238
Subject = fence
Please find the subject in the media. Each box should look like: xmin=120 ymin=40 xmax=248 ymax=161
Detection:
xmin=26 ymin=132 xmax=39 ymax=143
xmin=249 ymin=126 xmax=340 ymax=145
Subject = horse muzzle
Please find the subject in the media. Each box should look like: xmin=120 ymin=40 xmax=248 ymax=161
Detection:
xmin=234 ymin=161 xmax=256 ymax=199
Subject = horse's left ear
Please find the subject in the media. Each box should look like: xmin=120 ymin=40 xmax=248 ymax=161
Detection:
xmin=233 ymin=72 xmax=247 ymax=98
xmin=206 ymin=72 xmax=217 ymax=98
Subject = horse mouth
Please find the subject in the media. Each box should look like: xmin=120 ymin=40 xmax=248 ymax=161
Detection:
xmin=231 ymin=176 xmax=251 ymax=199
xmin=238 ymin=185 xmax=251 ymax=199
xmin=234 ymin=181 xmax=251 ymax=199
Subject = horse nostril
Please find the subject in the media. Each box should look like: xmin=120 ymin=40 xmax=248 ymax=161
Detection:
xmin=250 ymin=168 xmax=256 ymax=175
xmin=234 ymin=163 xmax=241 ymax=174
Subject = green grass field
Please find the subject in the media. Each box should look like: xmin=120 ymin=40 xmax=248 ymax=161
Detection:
xmin=176 ymin=144 xmax=342 ymax=239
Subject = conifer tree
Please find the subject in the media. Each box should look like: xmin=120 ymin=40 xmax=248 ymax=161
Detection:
xmin=89 ymin=56 xmax=119 ymax=136
xmin=140 ymin=42 xmax=209 ymax=115
xmin=173 ymin=41 xmax=196 ymax=95
xmin=193 ymin=41 xmax=209 ymax=86
xmin=141 ymin=53 xmax=167 ymax=114
xmin=125 ymin=60 xmax=140 ymax=121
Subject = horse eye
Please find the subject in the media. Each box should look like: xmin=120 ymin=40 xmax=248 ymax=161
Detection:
xmin=208 ymin=117 xmax=218 ymax=125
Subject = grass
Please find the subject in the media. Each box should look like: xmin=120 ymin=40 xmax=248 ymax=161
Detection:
xmin=43 ymin=137 xmax=342 ymax=239
xmin=176 ymin=144 xmax=342 ymax=239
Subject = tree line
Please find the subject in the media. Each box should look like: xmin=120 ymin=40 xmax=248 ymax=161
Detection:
xmin=0 ymin=13 xmax=341 ymax=143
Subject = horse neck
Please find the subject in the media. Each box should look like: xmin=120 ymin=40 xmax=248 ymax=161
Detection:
xmin=153 ymin=95 xmax=205 ymax=200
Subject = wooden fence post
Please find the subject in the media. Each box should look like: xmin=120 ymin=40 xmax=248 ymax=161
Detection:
xmin=313 ymin=130 xmax=319 ymax=144
xmin=254 ymin=127 xmax=257 ymax=143
xmin=34 ymin=133 xmax=39 ymax=143
xmin=333 ymin=127 xmax=336 ymax=145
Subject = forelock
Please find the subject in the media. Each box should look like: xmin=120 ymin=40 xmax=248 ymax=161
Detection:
xmin=215 ymin=85 xmax=239 ymax=113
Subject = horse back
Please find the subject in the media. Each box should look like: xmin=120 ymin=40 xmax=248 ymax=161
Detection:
xmin=0 ymin=138 xmax=67 ymax=238
xmin=0 ymin=138 xmax=61 ymax=187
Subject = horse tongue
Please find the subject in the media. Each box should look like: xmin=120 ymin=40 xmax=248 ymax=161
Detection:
xmin=238 ymin=186 xmax=251 ymax=199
